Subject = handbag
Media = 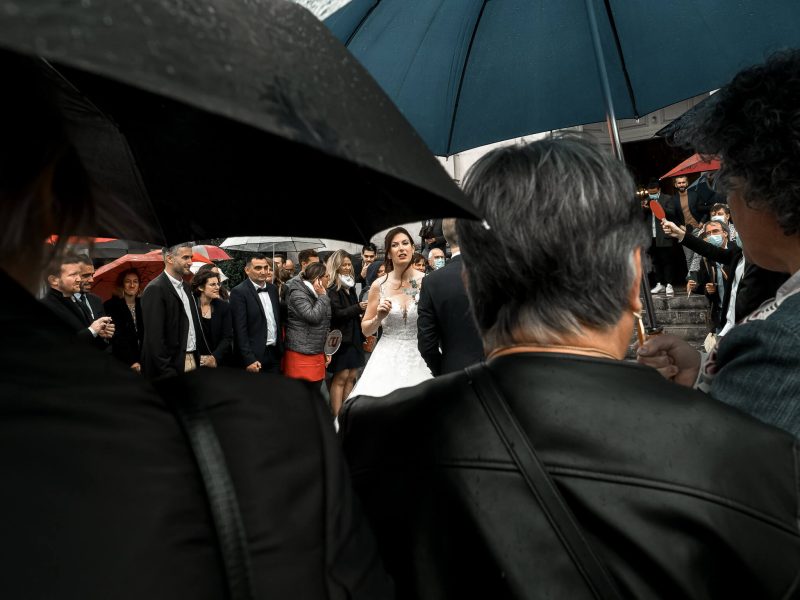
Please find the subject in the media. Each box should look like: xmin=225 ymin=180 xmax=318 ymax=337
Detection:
xmin=465 ymin=364 xmax=622 ymax=600
xmin=362 ymin=334 xmax=377 ymax=353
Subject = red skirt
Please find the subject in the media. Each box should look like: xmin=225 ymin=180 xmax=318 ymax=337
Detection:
xmin=282 ymin=349 xmax=326 ymax=382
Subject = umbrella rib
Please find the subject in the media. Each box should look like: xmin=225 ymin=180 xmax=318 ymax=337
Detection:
xmin=602 ymin=0 xmax=639 ymax=119
xmin=345 ymin=0 xmax=382 ymax=46
xmin=445 ymin=0 xmax=489 ymax=157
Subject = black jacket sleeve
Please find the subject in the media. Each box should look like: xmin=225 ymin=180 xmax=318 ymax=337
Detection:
xmin=416 ymin=281 xmax=441 ymax=377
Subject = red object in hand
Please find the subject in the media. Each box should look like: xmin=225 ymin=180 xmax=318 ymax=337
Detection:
xmin=650 ymin=200 xmax=666 ymax=221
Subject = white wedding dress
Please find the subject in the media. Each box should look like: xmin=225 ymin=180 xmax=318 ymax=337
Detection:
xmin=348 ymin=281 xmax=433 ymax=399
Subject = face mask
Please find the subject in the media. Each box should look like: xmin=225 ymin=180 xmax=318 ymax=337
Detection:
xmin=648 ymin=193 xmax=659 ymax=200
xmin=711 ymin=215 xmax=728 ymax=224
xmin=433 ymin=257 xmax=445 ymax=270
xmin=705 ymin=234 xmax=724 ymax=247
xmin=339 ymin=274 xmax=355 ymax=288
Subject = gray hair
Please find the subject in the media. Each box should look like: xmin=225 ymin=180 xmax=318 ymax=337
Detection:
xmin=457 ymin=135 xmax=649 ymax=349
xmin=442 ymin=218 xmax=458 ymax=247
xmin=162 ymin=242 xmax=195 ymax=260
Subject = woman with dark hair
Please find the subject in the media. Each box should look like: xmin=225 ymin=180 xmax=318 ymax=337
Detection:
xmin=190 ymin=270 xmax=233 ymax=368
xmin=283 ymin=261 xmax=332 ymax=384
xmin=326 ymin=250 xmax=368 ymax=415
xmin=348 ymin=227 xmax=432 ymax=399
xmin=194 ymin=262 xmax=230 ymax=301
xmin=411 ymin=252 xmax=427 ymax=274
xmin=104 ymin=268 xmax=144 ymax=372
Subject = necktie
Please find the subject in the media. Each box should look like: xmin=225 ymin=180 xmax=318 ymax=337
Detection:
xmin=80 ymin=294 xmax=95 ymax=320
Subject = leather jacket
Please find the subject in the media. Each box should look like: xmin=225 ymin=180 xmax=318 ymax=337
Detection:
xmin=340 ymin=353 xmax=800 ymax=599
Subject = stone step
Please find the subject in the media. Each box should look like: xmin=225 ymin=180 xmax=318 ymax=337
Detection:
xmin=644 ymin=309 xmax=708 ymax=325
xmin=648 ymin=294 xmax=709 ymax=310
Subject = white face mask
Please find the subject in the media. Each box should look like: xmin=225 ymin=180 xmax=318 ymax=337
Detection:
xmin=711 ymin=214 xmax=728 ymax=224
xmin=339 ymin=274 xmax=355 ymax=288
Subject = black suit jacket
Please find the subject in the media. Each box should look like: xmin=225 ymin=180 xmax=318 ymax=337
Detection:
xmin=417 ymin=255 xmax=483 ymax=376
xmin=421 ymin=218 xmax=446 ymax=251
xmin=140 ymin=272 xmax=202 ymax=379
xmin=1 ymin=268 xmax=392 ymax=600
xmin=195 ymin=297 xmax=233 ymax=365
xmin=41 ymin=287 xmax=107 ymax=349
xmin=643 ymin=193 xmax=678 ymax=248
xmin=77 ymin=292 xmax=105 ymax=320
xmin=340 ymin=354 xmax=800 ymax=598
xmin=229 ymin=279 xmax=283 ymax=367
xmin=104 ymin=296 xmax=144 ymax=367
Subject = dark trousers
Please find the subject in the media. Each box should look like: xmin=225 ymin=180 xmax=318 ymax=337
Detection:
xmin=260 ymin=345 xmax=281 ymax=374
xmin=649 ymin=244 xmax=674 ymax=286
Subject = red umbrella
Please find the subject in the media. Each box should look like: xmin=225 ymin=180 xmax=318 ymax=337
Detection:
xmin=192 ymin=244 xmax=232 ymax=261
xmin=660 ymin=153 xmax=721 ymax=180
xmin=92 ymin=250 xmax=165 ymax=302
xmin=47 ymin=236 xmax=159 ymax=258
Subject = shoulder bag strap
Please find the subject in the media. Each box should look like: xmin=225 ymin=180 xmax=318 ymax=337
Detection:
xmin=171 ymin=396 xmax=255 ymax=600
xmin=465 ymin=363 xmax=622 ymax=600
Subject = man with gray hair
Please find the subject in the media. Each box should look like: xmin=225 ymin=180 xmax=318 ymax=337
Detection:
xmin=141 ymin=242 xmax=203 ymax=378
xmin=340 ymin=135 xmax=800 ymax=598
xmin=416 ymin=218 xmax=483 ymax=376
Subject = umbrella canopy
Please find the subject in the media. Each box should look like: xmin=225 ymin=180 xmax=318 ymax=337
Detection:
xmin=192 ymin=245 xmax=232 ymax=262
xmin=221 ymin=237 xmax=325 ymax=253
xmin=46 ymin=237 xmax=159 ymax=259
xmin=92 ymin=250 xmax=165 ymax=302
xmin=0 ymin=0 xmax=478 ymax=245
xmin=661 ymin=154 xmax=721 ymax=180
xmin=323 ymin=0 xmax=800 ymax=156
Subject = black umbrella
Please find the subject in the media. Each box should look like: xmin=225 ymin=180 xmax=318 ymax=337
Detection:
xmin=0 ymin=0 xmax=477 ymax=245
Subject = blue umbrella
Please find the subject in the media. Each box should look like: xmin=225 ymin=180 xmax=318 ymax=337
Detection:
xmin=324 ymin=0 xmax=800 ymax=157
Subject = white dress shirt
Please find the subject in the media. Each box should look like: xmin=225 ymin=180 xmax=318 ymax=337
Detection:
xmin=250 ymin=279 xmax=277 ymax=346
xmin=166 ymin=271 xmax=196 ymax=352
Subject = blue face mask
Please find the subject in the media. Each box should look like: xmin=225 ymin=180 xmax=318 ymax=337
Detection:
xmin=648 ymin=193 xmax=659 ymax=200
xmin=433 ymin=257 xmax=445 ymax=270
xmin=711 ymin=215 xmax=727 ymax=224
xmin=706 ymin=234 xmax=724 ymax=247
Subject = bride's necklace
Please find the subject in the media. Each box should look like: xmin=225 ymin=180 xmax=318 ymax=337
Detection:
xmin=487 ymin=343 xmax=618 ymax=361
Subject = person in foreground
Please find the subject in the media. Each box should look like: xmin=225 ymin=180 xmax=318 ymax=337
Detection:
xmin=0 ymin=52 xmax=391 ymax=599
xmin=638 ymin=51 xmax=800 ymax=437
xmin=339 ymin=135 xmax=800 ymax=599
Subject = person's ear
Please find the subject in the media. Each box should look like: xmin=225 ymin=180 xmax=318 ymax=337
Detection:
xmin=628 ymin=247 xmax=643 ymax=314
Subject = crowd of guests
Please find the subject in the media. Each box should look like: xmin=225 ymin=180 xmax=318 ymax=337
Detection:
xmin=4 ymin=48 xmax=800 ymax=599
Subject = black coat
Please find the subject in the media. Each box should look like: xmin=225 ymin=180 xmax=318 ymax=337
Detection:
xmin=140 ymin=272 xmax=203 ymax=379
xmin=327 ymin=284 xmax=363 ymax=345
xmin=195 ymin=297 xmax=233 ymax=365
xmin=41 ymin=287 xmax=106 ymax=349
xmin=416 ymin=255 xmax=483 ymax=376
xmin=420 ymin=218 xmax=446 ymax=251
xmin=1 ymin=268 xmax=393 ymax=600
xmin=642 ymin=193 xmax=678 ymax=248
xmin=229 ymin=279 xmax=283 ymax=367
xmin=104 ymin=296 xmax=144 ymax=366
xmin=340 ymin=354 xmax=800 ymax=599
xmin=77 ymin=292 xmax=106 ymax=320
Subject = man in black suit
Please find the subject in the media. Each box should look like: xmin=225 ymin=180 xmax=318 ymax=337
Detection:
xmin=140 ymin=243 xmax=203 ymax=379
xmin=643 ymin=178 xmax=679 ymax=295
xmin=230 ymin=254 xmax=282 ymax=373
xmin=417 ymin=218 xmax=483 ymax=376
xmin=75 ymin=254 xmax=106 ymax=320
xmin=41 ymin=253 xmax=115 ymax=346
xmin=420 ymin=218 xmax=446 ymax=255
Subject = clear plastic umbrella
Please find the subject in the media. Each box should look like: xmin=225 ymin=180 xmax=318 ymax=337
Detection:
xmin=220 ymin=237 xmax=325 ymax=253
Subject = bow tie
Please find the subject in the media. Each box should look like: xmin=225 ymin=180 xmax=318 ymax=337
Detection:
xmin=257 ymin=287 xmax=269 ymax=293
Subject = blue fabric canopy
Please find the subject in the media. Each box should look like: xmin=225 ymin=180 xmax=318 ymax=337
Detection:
xmin=325 ymin=0 xmax=800 ymax=156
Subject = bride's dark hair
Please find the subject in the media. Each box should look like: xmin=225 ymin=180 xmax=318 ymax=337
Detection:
xmin=382 ymin=226 xmax=415 ymax=278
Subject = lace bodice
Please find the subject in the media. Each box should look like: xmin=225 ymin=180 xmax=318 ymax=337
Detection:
xmin=379 ymin=282 xmax=420 ymax=341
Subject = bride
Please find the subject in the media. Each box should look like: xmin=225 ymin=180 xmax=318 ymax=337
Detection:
xmin=348 ymin=227 xmax=433 ymax=399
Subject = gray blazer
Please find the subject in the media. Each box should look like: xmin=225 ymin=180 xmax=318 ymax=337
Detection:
xmin=284 ymin=277 xmax=331 ymax=355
